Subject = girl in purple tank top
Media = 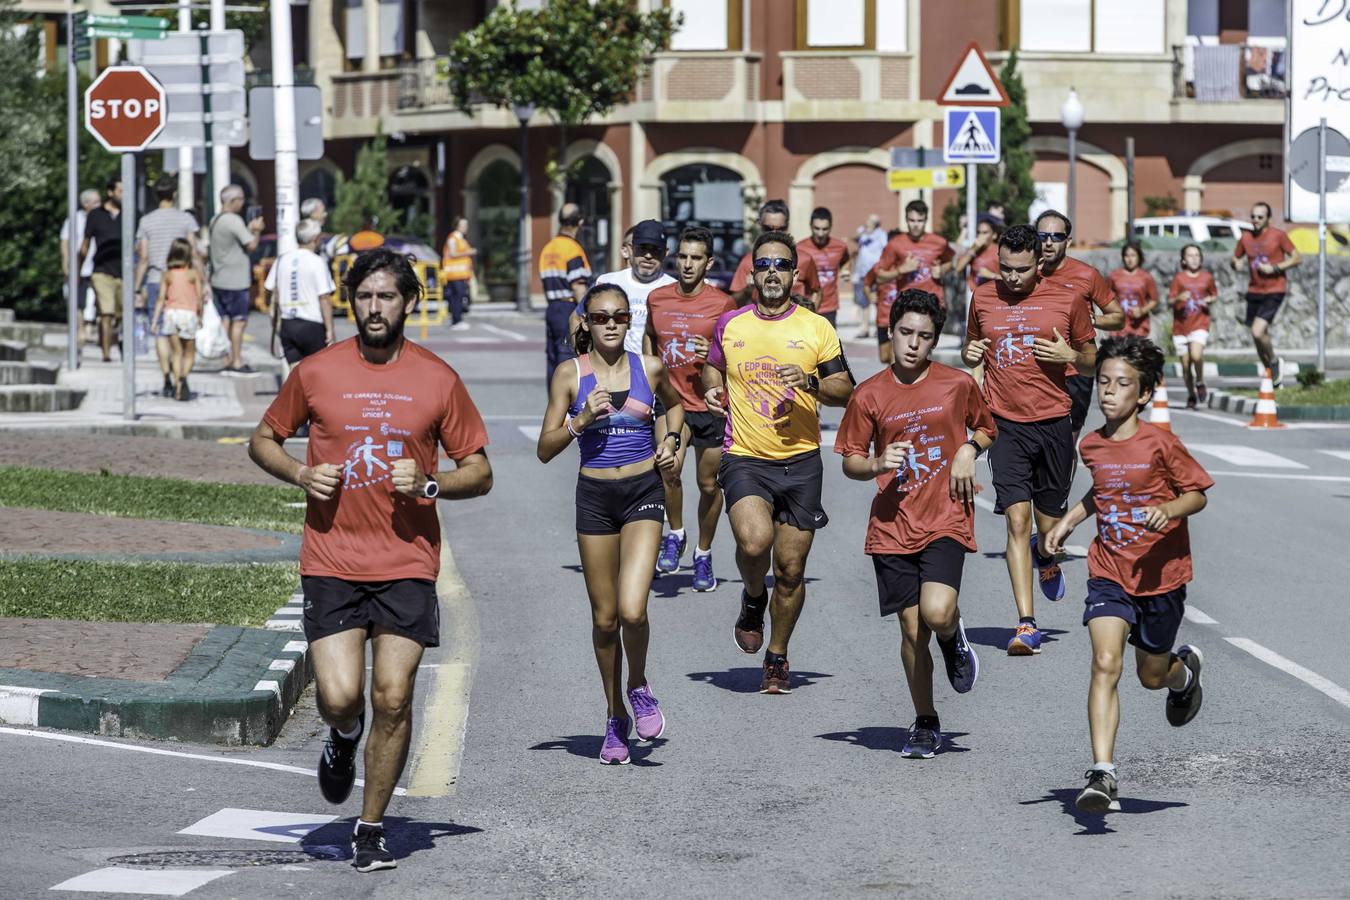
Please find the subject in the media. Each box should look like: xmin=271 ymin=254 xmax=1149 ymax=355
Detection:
xmin=537 ymin=283 xmax=686 ymax=765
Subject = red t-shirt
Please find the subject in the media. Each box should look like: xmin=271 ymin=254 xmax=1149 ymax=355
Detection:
xmin=877 ymin=233 xmax=955 ymax=302
xmin=1042 ymin=256 xmax=1116 ymax=377
xmin=966 ymin=278 xmax=1096 ymax=423
xmin=1234 ymin=227 xmax=1295 ymax=295
xmin=1109 ymin=268 xmax=1158 ymax=338
xmin=1168 ymin=269 xmax=1216 ymax=336
xmin=730 ymin=251 xmax=821 ymax=302
xmin=1079 ymin=423 xmax=1214 ymax=596
xmin=966 ymin=244 xmax=999 ymax=294
xmin=835 ymin=363 xmax=996 ymax=555
xmin=796 ymin=236 xmax=850 ymax=315
xmin=263 ymin=339 xmax=489 ymax=582
xmin=646 ymin=282 xmax=735 ymax=412
xmin=866 ymin=266 xmax=900 ymax=330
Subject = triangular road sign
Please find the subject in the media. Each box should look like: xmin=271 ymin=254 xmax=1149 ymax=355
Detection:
xmin=937 ymin=41 xmax=1009 ymax=107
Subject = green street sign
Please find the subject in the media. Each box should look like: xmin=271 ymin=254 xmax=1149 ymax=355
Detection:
xmin=86 ymin=14 xmax=169 ymax=30
xmin=87 ymin=26 xmax=170 ymax=41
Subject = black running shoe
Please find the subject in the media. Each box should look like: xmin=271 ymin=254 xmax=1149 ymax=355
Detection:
xmin=1166 ymin=644 xmax=1204 ymax=727
xmin=733 ymin=589 xmax=766 ymax=654
xmin=162 ymin=374 xmax=174 ymax=398
xmin=1076 ymin=768 xmax=1120 ymax=813
xmin=901 ymin=720 xmax=942 ymax=759
xmin=318 ymin=714 xmax=363 ymax=804
xmin=351 ymin=823 xmax=396 ymax=872
xmin=937 ymin=617 xmax=980 ymax=694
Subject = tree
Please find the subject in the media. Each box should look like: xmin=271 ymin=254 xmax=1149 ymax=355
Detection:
xmin=448 ymin=0 xmax=677 ymax=191
xmin=941 ymin=49 xmax=1036 ymax=239
xmin=329 ymin=132 xmax=399 ymax=236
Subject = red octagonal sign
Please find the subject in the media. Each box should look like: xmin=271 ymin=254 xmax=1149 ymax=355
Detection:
xmin=85 ymin=66 xmax=166 ymax=152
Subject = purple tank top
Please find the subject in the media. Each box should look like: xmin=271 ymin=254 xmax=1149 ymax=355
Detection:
xmin=568 ymin=352 xmax=656 ymax=468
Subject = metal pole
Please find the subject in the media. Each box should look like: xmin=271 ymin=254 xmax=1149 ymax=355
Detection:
xmin=270 ymin=0 xmax=300 ymax=256
xmin=1318 ymin=117 xmax=1327 ymax=375
xmin=516 ymin=121 xmax=531 ymax=313
xmin=210 ymin=0 xmax=229 ymax=207
xmin=121 ymin=152 xmax=136 ymax=421
xmin=177 ymin=0 xmax=193 ymax=211
xmin=66 ymin=5 xmax=80 ymax=371
xmin=965 ymin=164 xmax=977 ymax=246
xmin=1125 ymin=135 xmax=1135 ymax=239
xmin=201 ymin=30 xmax=215 ymax=219
xmin=1067 ymin=126 xmax=1077 ymax=228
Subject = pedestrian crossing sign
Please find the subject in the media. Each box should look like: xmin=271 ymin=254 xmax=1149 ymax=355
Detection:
xmin=944 ymin=107 xmax=1001 ymax=164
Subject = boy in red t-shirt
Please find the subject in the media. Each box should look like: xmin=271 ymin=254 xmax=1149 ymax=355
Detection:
xmin=796 ymin=206 xmax=851 ymax=326
xmin=837 ymin=289 xmax=996 ymax=759
xmin=1108 ymin=243 xmax=1158 ymax=340
xmin=1169 ymin=244 xmax=1219 ymax=408
xmin=1044 ymin=336 xmax=1212 ymax=815
xmin=873 ymin=200 xmax=955 ymax=308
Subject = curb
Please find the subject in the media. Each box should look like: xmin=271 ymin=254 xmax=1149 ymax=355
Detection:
xmin=0 ymin=626 xmax=310 ymax=746
xmin=1204 ymin=388 xmax=1350 ymax=422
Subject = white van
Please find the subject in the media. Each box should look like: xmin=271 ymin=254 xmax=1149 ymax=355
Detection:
xmin=1131 ymin=216 xmax=1252 ymax=243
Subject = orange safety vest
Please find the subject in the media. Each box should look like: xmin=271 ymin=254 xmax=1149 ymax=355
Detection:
xmin=441 ymin=231 xmax=473 ymax=281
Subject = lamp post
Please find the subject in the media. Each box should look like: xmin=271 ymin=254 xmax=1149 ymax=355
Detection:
xmin=513 ymin=101 xmax=535 ymax=314
xmin=1061 ymin=88 xmax=1085 ymax=228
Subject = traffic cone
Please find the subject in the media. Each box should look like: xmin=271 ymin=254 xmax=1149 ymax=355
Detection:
xmin=1247 ymin=367 xmax=1285 ymax=429
xmin=1150 ymin=376 xmax=1171 ymax=431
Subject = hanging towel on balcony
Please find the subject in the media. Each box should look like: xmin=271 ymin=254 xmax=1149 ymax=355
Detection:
xmin=1194 ymin=44 xmax=1242 ymax=101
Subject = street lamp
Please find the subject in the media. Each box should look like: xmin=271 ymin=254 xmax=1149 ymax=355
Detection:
xmin=513 ymin=102 xmax=536 ymax=314
xmin=1061 ymin=88 xmax=1085 ymax=229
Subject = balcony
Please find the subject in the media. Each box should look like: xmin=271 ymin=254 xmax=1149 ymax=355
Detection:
xmin=1168 ymin=43 xmax=1286 ymax=125
xmin=780 ymin=52 xmax=924 ymax=121
xmin=634 ymin=52 xmax=763 ymax=121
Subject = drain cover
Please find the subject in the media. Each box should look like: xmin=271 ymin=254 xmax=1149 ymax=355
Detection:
xmin=106 ymin=847 xmax=347 ymax=868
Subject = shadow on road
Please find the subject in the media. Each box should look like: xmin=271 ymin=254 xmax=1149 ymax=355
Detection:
xmin=528 ymin=734 xmax=666 ymax=766
xmin=1020 ymin=788 xmax=1188 ymax=835
xmin=817 ymin=727 xmax=971 ymax=755
xmin=300 ymin=818 xmax=483 ymax=861
xmin=964 ymin=626 xmax=1068 ymax=650
xmin=685 ymin=667 xmax=833 ymax=694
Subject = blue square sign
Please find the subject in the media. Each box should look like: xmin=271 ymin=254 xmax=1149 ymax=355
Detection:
xmin=944 ymin=107 xmax=1001 ymax=164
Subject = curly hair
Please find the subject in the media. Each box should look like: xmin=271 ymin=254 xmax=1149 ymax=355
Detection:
xmin=888 ymin=289 xmax=946 ymax=334
xmin=1096 ymin=335 xmax=1165 ymax=397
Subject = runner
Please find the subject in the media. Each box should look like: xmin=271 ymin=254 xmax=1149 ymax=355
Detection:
xmin=538 ymin=282 xmax=684 ymax=764
xmin=247 ymin=248 xmax=493 ymax=872
xmin=1169 ymin=244 xmax=1218 ymax=408
xmin=1034 ymin=210 xmax=1124 ymax=442
xmin=836 ymin=288 xmax=994 ymax=758
xmin=866 ymin=228 xmax=904 ymax=364
xmin=956 ymin=215 xmax=1002 ymax=297
xmin=796 ymin=207 xmax=850 ymax=327
xmin=852 ymin=213 xmax=886 ymax=339
xmin=962 ymin=225 xmax=1096 ymax=655
xmin=1232 ymin=202 xmax=1300 ymax=385
xmin=1109 ymin=243 xmax=1158 ymax=340
xmin=702 ymin=230 xmax=854 ymax=693
xmin=540 ymin=203 xmax=592 ymax=385
xmin=595 ymin=219 xmax=675 ymax=354
xmin=729 ymin=200 xmax=821 ymax=309
xmin=646 ymin=226 xmax=736 ymax=589
xmin=1043 ymin=335 xmax=1211 ymax=813
xmin=873 ymin=200 xmax=954 ymax=315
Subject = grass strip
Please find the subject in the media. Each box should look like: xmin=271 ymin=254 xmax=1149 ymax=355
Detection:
xmin=0 ymin=560 xmax=299 ymax=626
xmin=0 ymin=465 xmax=305 ymax=534
xmin=1230 ymin=377 xmax=1350 ymax=406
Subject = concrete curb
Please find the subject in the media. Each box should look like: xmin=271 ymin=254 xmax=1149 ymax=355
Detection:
xmin=1204 ymin=387 xmax=1350 ymax=422
xmin=0 ymin=626 xmax=310 ymax=746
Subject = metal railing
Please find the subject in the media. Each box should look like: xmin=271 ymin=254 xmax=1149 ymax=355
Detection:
xmin=398 ymin=57 xmax=453 ymax=110
xmin=1172 ymin=43 xmax=1287 ymax=101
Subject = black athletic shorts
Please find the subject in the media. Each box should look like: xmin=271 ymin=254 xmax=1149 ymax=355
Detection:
xmin=822 ymin=310 xmax=837 ymax=327
xmin=877 ymin=326 xmax=891 ymax=346
xmin=301 ymin=576 xmax=440 ymax=647
xmin=1067 ymin=372 xmax=1095 ymax=432
xmin=685 ymin=410 xmax=726 ymax=449
xmin=1245 ymin=292 xmax=1285 ymax=326
xmin=987 ymin=414 xmax=1074 ymax=518
xmin=1083 ymin=577 xmax=1186 ymax=655
xmin=871 ymin=537 xmax=968 ymax=617
xmin=279 ymin=318 xmax=327 ymax=364
xmin=719 ymin=449 xmax=827 ymax=531
xmin=575 ymin=468 xmax=665 ymax=535
xmin=654 ymin=395 xmax=667 ymax=419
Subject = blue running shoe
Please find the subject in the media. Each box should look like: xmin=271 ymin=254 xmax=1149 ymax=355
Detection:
xmin=1007 ymin=622 xmax=1043 ymax=656
xmin=656 ymin=532 xmax=686 ymax=574
xmin=691 ymin=552 xmax=717 ymax=592
xmin=901 ymin=720 xmax=942 ymax=759
xmin=1030 ymin=534 xmax=1065 ymax=601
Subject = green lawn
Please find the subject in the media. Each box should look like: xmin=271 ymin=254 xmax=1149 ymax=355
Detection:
xmin=1231 ymin=377 xmax=1350 ymax=406
xmin=0 ymin=560 xmax=299 ymax=626
xmin=0 ymin=466 xmax=305 ymax=533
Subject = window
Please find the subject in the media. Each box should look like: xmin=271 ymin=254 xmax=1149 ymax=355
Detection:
xmin=1018 ymin=0 xmax=1164 ymax=54
xmin=796 ymin=0 xmax=908 ymax=51
xmin=668 ymin=0 xmax=742 ymax=51
xmin=344 ymin=0 xmax=406 ymax=61
xmin=1209 ymin=225 xmax=1234 ymax=238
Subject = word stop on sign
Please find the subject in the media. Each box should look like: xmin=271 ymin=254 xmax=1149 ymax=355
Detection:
xmin=89 ymin=98 xmax=162 ymax=119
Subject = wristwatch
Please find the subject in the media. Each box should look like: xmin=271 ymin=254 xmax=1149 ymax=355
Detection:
xmin=663 ymin=431 xmax=682 ymax=451
xmin=804 ymin=374 xmax=821 ymax=393
xmin=964 ymin=438 xmax=985 ymax=457
xmin=422 ymin=478 xmax=440 ymax=499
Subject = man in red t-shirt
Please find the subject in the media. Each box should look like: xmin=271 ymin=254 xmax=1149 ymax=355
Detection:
xmin=1045 ymin=335 xmax=1212 ymax=814
xmin=963 ymin=226 xmax=1097 ymax=656
xmin=248 ymin=248 xmax=492 ymax=872
xmin=874 ymin=199 xmax=955 ymax=310
xmin=796 ymin=206 xmax=850 ymax=327
xmin=864 ymin=228 xmax=904 ymax=364
xmin=837 ymin=288 xmax=996 ymax=759
xmin=729 ymin=199 xmax=821 ymax=309
xmin=645 ymin=225 xmax=736 ymax=589
xmin=1232 ymin=202 xmax=1301 ymax=384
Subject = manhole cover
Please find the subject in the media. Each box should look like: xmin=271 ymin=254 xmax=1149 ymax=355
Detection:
xmin=106 ymin=847 xmax=347 ymax=868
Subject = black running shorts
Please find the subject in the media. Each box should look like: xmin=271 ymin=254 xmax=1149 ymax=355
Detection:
xmin=1245 ymin=292 xmax=1284 ymax=326
xmin=1067 ymin=372 xmax=1095 ymax=433
xmin=279 ymin=319 xmax=326 ymax=364
xmin=877 ymin=326 xmax=891 ymax=346
xmin=1083 ymin=577 xmax=1186 ymax=655
xmin=719 ymin=449 xmax=827 ymax=531
xmin=987 ymin=414 xmax=1074 ymax=518
xmin=871 ymin=537 xmax=968 ymax=617
xmin=685 ymin=410 xmax=726 ymax=449
xmin=575 ymin=468 xmax=665 ymax=535
xmin=301 ymin=576 xmax=440 ymax=647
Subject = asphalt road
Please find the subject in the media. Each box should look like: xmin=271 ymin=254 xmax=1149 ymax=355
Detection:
xmin=5 ymin=311 xmax=1350 ymax=899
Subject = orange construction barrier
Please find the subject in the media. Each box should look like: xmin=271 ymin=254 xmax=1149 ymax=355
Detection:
xmin=1149 ymin=375 xmax=1171 ymax=431
xmin=1247 ymin=368 xmax=1285 ymax=429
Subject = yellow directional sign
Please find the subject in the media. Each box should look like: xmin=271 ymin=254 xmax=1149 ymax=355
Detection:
xmin=887 ymin=166 xmax=966 ymax=191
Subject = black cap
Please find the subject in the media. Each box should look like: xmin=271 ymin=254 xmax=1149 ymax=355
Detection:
xmin=631 ymin=219 xmax=666 ymax=247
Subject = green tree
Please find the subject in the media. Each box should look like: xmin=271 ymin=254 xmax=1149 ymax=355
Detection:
xmin=329 ymin=132 xmax=399 ymax=236
xmin=941 ymin=49 xmax=1036 ymax=239
xmin=448 ymin=0 xmax=677 ymax=191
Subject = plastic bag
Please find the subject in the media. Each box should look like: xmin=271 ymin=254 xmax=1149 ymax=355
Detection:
xmin=195 ymin=298 xmax=230 ymax=360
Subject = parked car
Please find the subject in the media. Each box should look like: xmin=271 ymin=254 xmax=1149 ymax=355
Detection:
xmin=1131 ymin=216 xmax=1251 ymax=245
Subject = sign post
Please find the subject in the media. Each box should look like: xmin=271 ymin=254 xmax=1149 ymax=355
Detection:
xmin=1319 ymin=119 xmax=1327 ymax=376
xmin=65 ymin=9 xmax=81 ymax=371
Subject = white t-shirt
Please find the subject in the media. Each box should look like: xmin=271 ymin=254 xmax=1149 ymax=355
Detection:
xmin=61 ymin=212 xmax=94 ymax=278
xmin=265 ymin=247 xmax=335 ymax=324
xmin=594 ymin=267 xmax=676 ymax=354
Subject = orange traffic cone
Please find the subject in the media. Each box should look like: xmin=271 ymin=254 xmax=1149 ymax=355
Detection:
xmin=1149 ymin=376 xmax=1171 ymax=431
xmin=1248 ymin=367 xmax=1285 ymax=429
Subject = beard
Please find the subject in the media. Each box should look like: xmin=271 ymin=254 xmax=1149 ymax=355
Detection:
xmin=358 ymin=312 xmax=406 ymax=348
xmin=757 ymin=279 xmax=788 ymax=302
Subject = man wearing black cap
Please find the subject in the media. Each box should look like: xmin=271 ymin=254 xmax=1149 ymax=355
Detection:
xmin=595 ymin=219 xmax=676 ymax=354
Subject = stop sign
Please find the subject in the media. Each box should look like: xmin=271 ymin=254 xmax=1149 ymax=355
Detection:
xmin=84 ymin=66 xmax=166 ymax=152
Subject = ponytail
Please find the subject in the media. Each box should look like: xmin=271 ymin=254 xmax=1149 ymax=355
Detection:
xmin=574 ymin=320 xmax=593 ymax=354
xmin=573 ymin=282 xmax=629 ymax=357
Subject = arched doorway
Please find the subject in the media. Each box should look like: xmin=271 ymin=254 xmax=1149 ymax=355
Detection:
xmin=299 ymin=164 xmax=339 ymax=211
xmin=566 ymin=155 xmax=613 ymax=276
xmin=476 ymin=159 xmax=522 ymax=298
xmin=388 ymin=164 xmax=432 ymax=242
xmin=660 ymin=163 xmax=745 ymax=278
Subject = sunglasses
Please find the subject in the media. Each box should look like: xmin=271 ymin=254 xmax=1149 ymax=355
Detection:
xmin=753 ymin=257 xmax=794 ymax=273
xmin=1037 ymin=231 xmax=1069 ymax=243
xmin=586 ymin=310 xmax=631 ymax=325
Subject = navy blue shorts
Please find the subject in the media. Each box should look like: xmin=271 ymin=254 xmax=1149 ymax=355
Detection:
xmin=1083 ymin=577 xmax=1186 ymax=655
xmin=213 ymin=287 xmax=251 ymax=321
xmin=1067 ymin=373 xmax=1095 ymax=432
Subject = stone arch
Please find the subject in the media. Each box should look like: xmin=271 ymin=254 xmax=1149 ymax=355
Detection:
xmin=1182 ymin=137 xmax=1284 ymax=212
xmin=557 ymin=139 xmax=625 ymax=271
xmin=298 ymin=158 xmax=341 ymax=212
xmin=227 ymin=160 xmax=259 ymax=205
xmin=789 ymin=148 xmax=892 ymax=230
xmin=636 ymin=150 xmax=764 ymax=225
xmin=1026 ymin=135 xmax=1128 ymax=240
xmin=460 ymin=144 xmax=522 ymax=249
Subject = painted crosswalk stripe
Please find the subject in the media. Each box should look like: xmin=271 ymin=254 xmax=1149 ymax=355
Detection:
xmin=518 ymin=424 xmax=542 ymax=441
xmin=1188 ymin=444 xmax=1307 ymax=469
xmin=478 ymin=322 xmax=528 ymax=341
xmin=1184 ymin=606 xmax=1219 ymax=624
xmin=50 ymin=867 xmax=233 ymax=895
xmin=1226 ymin=637 xmax=1350 ymax=710
xmin=1319 ymin=450 xmax=1350 ymax=463
xmin=178 ymin=808 xmax=337 ymax=844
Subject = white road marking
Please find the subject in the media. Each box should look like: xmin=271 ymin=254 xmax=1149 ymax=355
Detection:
xmin=974 ymin=496 xmax=995 ymax=512
xmin=178 ymin=808 xmax=337 ymax=844
xmin=0 ymin=685 xmax=53 ymax=726
xmin=1184 ymin=606 xmax=1219 ymax=625
xmin=1188 ymin=443 xmax=1307 ymax=469
xmin=1208 ymin=470 xmax=1350 ymax=483
xmin=1064 ymin=544 xmax=1089 ymax=558
xmin=478 ymin=322 xmax=528 ymax=341
xmin=517 ymin=425 xmax=541 ymax=441
xmin=0 ymin=727 xmax=407 ymax=795
xmin=483 ymin=413 xmax=546 ymax=421
xmin=1171 ymin=408 xmax=1350 ymax=430
xmin=1319 ymin=450 xmax=1350 ymax=463
xmin=1226 ymin=638 xmax=1350 ymax=710
xmin=51 ymin=867 xmax=233 ymax=895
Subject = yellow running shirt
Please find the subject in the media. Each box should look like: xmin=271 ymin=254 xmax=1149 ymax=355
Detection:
xmin=706 ymin=304 xmax=843 ymax=460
